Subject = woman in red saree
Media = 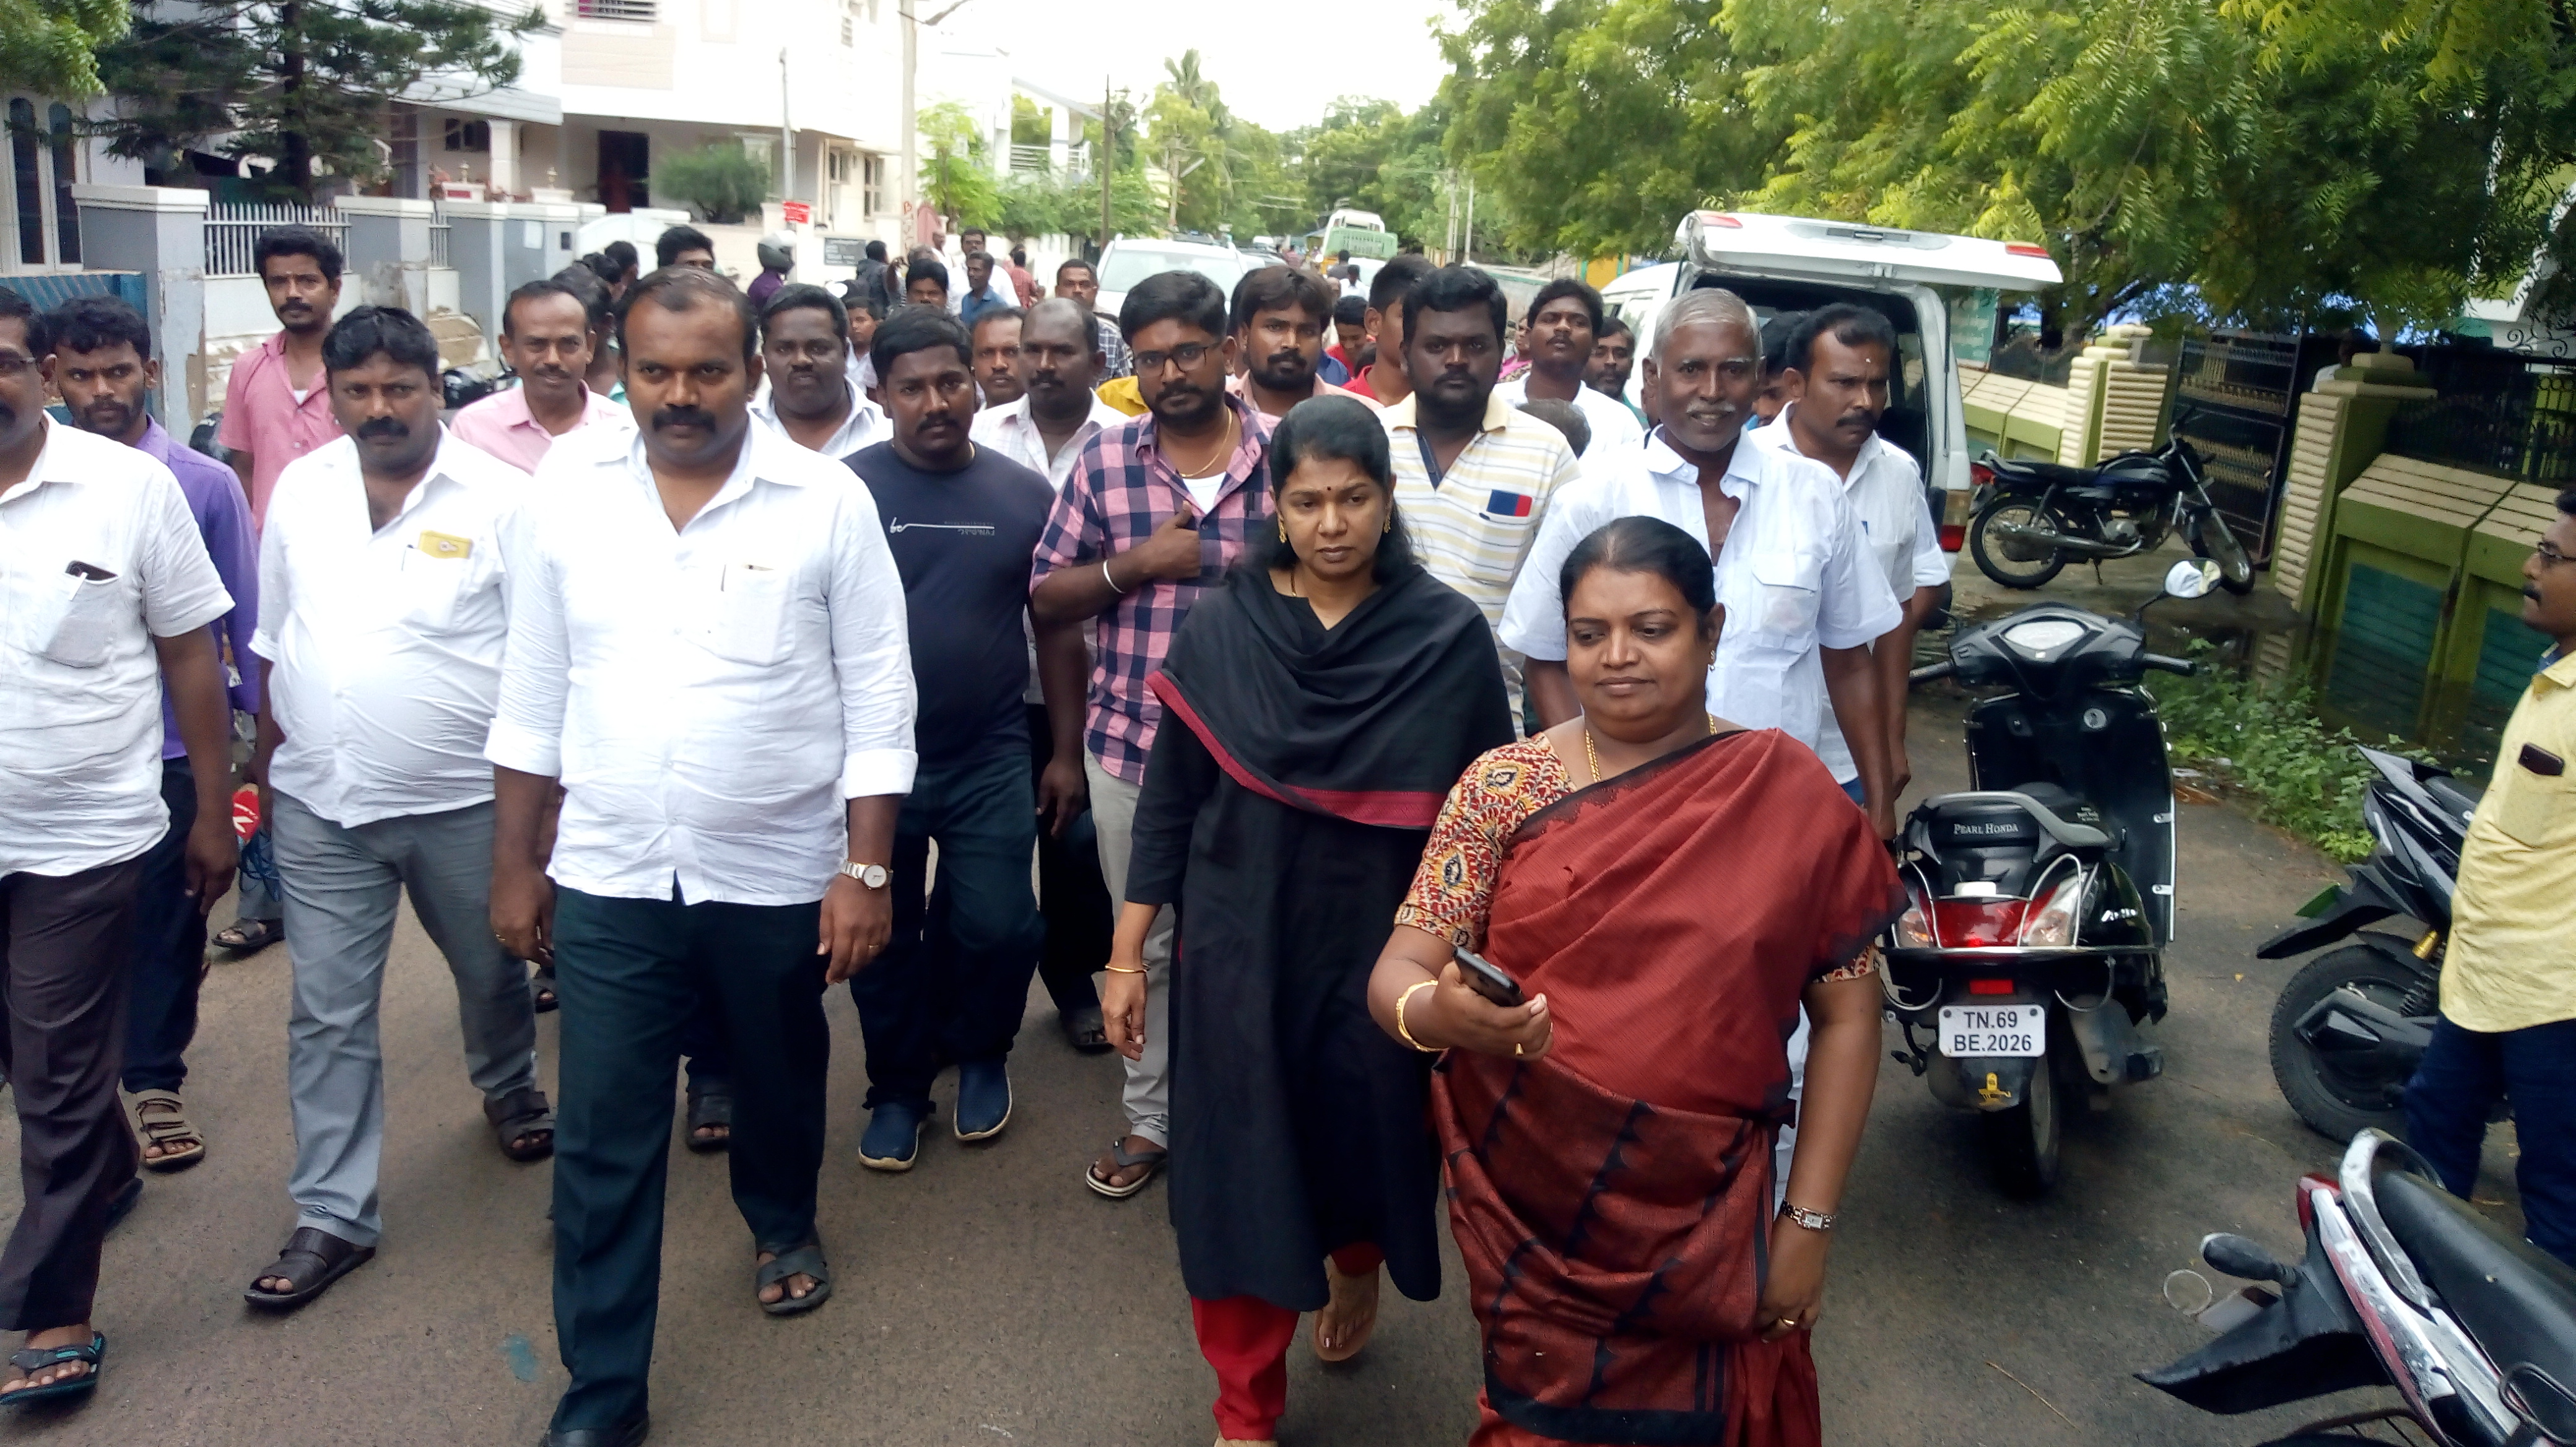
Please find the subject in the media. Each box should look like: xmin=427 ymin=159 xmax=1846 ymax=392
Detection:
xmin=1368 ymin=517 xmax=1902 ymax=1447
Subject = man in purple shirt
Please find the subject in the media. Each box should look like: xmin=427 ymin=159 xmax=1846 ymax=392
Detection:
xmin=48 ymin=296 xmax=260 ymax=1173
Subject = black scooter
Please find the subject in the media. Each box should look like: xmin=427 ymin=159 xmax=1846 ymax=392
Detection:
xmin=2258 ymin=748 xmax=2474 ymax=1143
xmin=1887 ymin=559 xmax=2211 ymax=1194
xmin=2142 ymin=1129 xmax=2576 ymax=1447
xmin=1968 ymin=420 xmax=2256 ymax=595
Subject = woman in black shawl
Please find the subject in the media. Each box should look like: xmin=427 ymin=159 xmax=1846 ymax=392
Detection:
xmin=1103 ymin=396 xmax=1513 ymax=1446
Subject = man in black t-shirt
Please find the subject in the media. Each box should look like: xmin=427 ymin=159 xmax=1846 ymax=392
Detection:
xmin=843 ymin=308 xmax=1089 ymax=1169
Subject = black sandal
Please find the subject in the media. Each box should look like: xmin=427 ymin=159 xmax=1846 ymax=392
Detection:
xmin=244 ymin=1227 xmax=375 ymax=1309
xmin=485 ymin=1086 xmax=555 ymax=1163
xmin=209 ymin=918 xmax=283 ymax=956
xmin=530 ymin=965 xmax=559 ymax=1013
xmin=685 ymin=1085 xmax=732 ymax=1153
xmin=756 ymin=1241 xmax=832 ymax=1317
xmin=0 ymin=1332 xmax=103 ymax=1406
xmin=1059 ymin=1006 xmax=1112 ymax=1054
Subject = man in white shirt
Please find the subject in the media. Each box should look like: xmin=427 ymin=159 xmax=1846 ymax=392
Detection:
xmin=1502 ymin=287 xmax=1902 ymax=837
xmin=971 ymin=298 xmax=1128 ymax=488
xmin=1755 ymin=303 xmax=1952 ymax=798
xmin=239 ymin=306 xmax=547 ymax=1314
xmin=0 ymin=287 xmax=237 ymax=1404
xmin=751 ymin=283 xmax=884 ymax=463
xmin=1495 ymin=279 xmax=1647 ymax=455
xmin=489 ymin=268 xmax=914 ymax=1447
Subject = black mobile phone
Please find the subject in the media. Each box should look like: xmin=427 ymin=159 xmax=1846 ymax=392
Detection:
xmin=1452 ymin=945 xmax=1525 ymax=1008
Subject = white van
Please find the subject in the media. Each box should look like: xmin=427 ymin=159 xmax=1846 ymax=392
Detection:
xmin=1596 ymin=211 xmax=2063 ymax=543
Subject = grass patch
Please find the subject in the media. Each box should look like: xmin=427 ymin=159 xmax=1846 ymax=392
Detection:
xmin=2145 ymin=645 xmax=2408 ymax=863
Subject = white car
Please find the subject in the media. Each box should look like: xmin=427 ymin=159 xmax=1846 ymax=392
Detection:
xmin=1598 ymin=211 xmax=2063 ymax=546
xmin=1093 ymin=237 xmax=1253 ymax=329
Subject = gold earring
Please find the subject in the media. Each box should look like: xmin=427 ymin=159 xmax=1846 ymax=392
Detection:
xmin=1382 ymin=514 xmax=1391 ymax=533
xmin=1277 ymin=518 xmax=1287 ymax=541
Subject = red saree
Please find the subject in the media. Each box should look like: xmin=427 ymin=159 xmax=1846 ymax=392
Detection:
xmin=1432 ymin=730 xmax=1903 ymax=1447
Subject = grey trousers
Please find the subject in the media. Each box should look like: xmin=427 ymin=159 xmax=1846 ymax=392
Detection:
xmin=269 ymin=790 xmax=539 ymax=1247
xmin=1084 ymin=754 xmax=1173 ymax=1148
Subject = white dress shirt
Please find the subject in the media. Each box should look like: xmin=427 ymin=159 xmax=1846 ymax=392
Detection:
xmin=487 ymin=422 xmax=916 ymax=907
xmin=1495 ymin=372 xmax=1648 ymax=453
xmin=0 ymin=420 xmax=232 ymax=875
xmin=970 ymin=393 xmax=1131 ymax=491
xmin=1497 ymin=428 xmax=1901 ymax=782
xmin=1749 ymin=406 xmax=1950 ymax=779
xmin=751 ymin=377 xmax=886 ymax=463
xmin=253 ymin=431 xmax=525 ymax=828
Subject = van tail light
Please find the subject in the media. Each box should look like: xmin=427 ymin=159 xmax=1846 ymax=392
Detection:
xmin=1695 ymin=211 xmax=1743 ymax=229
xmin=2006 ymin=242 xmax=2051 ymax=258
xmin=2019 ymin=877 xmax=2083 ymax=946
xmin=1939 ymin=522 xmax=1967 ymax=553
xmin=1932 ymin=898 xmax=2027 ymax=946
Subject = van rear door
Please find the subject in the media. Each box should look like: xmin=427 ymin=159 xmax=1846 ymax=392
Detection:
xmin=1678 ymin=211 xmax=2063 ymax=292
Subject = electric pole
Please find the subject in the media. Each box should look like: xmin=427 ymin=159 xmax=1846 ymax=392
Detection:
xmin=1100 ymin=76 xmax=1113 ymax=255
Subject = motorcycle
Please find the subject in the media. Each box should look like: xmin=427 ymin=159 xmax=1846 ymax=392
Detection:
xmin=2141 ymin=1129 xmax=2576 ymax=1447
xmin=1886 ymin=557 xmax=2213 ymax=1194
xmin=1967 ymin=421 xmax=2256 ymax=595
xmin=2259 ymin=748 xmax=2474 ymax=1143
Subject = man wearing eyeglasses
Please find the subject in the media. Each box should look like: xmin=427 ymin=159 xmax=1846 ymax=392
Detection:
xmin=1028 ymin=269 xmax=1276 ymax=1200
xmin=2406 ymin=491 xmax=2576 ymax=1268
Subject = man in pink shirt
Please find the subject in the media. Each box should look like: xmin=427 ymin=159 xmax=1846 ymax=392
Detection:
xmin=215 ymin=225 xmax=347 ymax=531
xmin=450 ymin=279 xmax=632 ymax=474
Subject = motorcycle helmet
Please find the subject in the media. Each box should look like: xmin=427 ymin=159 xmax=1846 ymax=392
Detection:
xmin=756 ymin=231 xmax=795 ymax=274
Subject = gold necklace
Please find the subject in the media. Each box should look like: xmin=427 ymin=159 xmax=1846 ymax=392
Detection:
xmin=1164 ymin=408 xmax=1236 ymax=481
xmin=1583 ymin=712 xmax=1720 ymax=784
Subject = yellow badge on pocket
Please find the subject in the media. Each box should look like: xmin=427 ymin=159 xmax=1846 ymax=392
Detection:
xmin=418 ymin=530 xmax=472 ymax=560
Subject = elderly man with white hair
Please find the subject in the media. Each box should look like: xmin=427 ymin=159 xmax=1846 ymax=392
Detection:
xmin=1499 ymin=286 xmax=1901 ymax=831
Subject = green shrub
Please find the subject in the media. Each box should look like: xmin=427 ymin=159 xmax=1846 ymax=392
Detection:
xmin=655 ymin=144 xmax=770 ymax=224
xmin=2144 ymin=644 xmax=2408 ymax=863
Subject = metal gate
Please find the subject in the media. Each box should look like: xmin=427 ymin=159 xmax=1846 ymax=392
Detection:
xmin=2171 ymin=331 xmax=2310 ymax=565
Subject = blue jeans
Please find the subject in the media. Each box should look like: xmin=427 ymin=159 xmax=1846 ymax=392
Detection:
xmin=2403 ymin=1013 xmax=2576 ymax=1267
xmin=123 ymin=759 xmax=205 ymax=1094
xmin=1841 ymin=777 xmax=1868 ymax=805
xmin=848 ymin=744 xmax=1043 ymax=1111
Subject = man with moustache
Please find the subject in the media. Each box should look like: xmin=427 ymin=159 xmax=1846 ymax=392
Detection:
xmin=240 ymin=306 xmax=549 ymax=1312
xmin=1754 ymin=304 xmax=1950 ymax=799
xmin=843 ymin=309 xmax=1081 ymax=1164
xmin=211 ymin=224 xmax=347 ymax=961
xmin=750 ymin=284 xmax=884 ymax=462
xmin=971 ymin=297 xmax=1126 ymax=1052
xmin=1052 ymin=258 xmax=1131 ymax=378
xmin=1226 ymin=266 xmax=1375 ymax=419
xmin=47 ymin=296 xmax=259 ymax=1173
xmin=452 ymin=279 xmax=633 ymax=474
xmin=1029 ymin=270 xmax=1275 ymax=1199
xmin=0 ymin=286 xmax=239 ymax=1407
xmin=957 ymin=251 xmax=1014 ymax=330
xmin=655 ymin=225 xmax=716 ymax=271
xmin=1588 ymin=314 xmax=1647 ymax=426
xmin=906 ymin=258 xmax=952 ymax=312
xmin=1496 ymin=279 xmax=1645 ymax=453
xmin=494 ymin=268 xmax=912 ymax=1445
xmin=1379 ymin=266 xmax=1581 ymax=693
xmin=1342 ymin=253 xmax=1433 ymax=405
xmin=970 ymin=305 xmax=1025 ymax=409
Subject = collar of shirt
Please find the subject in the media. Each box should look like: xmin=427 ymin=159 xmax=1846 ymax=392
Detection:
xmin=1753 ymin=403 xmax=1901 ymax=480
xmin=1380 ymin=389 xmax=1512 ymax=437
xmin=970 ymin=393 xmax=1128 ymax=487
xmin=2542 ymin=648 xmax=2576 ymax=684
xmin=1137 ymin=391 xmax=1270 ymax=499
xmin=1225 ymin=372 xmax=1383 ymax=412
xmin=751 ymin=382 xmax=885 ymax=461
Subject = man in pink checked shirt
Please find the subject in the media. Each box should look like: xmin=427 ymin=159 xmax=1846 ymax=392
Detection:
xmin=215 ymin=226 xmax=347 ymax=530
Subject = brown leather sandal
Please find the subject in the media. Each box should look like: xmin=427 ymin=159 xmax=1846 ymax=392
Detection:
xmin=131 ymin=1090 xmax=206 ymax=1171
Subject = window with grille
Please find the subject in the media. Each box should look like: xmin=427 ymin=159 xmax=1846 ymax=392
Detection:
xmin=443 ymin=118 xmax=491 ymax=153
xmin=862 ymin=154 xmax=884 ymax=215
xmin=575 ymin=0 xmax=656 ymax=20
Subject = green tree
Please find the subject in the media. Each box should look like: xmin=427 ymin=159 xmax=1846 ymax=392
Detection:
xmin=0 ymin=0 xmax=129 ymax=97
xmin=1290 ymin=95 xmax=1452 ymax=250
xmin=918 ymin=98 xmax=1001 ymax=231
xmin=655 ymin=142 xmax=769 ymax=224
xmin=94 ymin=0 xmax=541 ymax=201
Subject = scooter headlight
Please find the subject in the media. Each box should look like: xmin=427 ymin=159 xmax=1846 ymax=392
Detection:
xmin=2019 ymin=875 xmax=2084 ymax=946
xmin=1894 ymin=903 xmax=1934 ymax=948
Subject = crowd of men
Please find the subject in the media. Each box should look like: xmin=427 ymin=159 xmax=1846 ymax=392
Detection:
xmin=28 ymin=207 xmax=2567 ymax=1446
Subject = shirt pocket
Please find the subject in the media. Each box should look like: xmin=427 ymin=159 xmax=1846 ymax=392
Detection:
xmin=2492 ymin=743 xmax=2570 ymax=847
xmin=690 ymin=561 xmax=791 ymax=667
xmin=1741 ymin=549 xmax=1825 ymax=649
xmin=397 ymin=544 xmax=474 ymax=632
xmin=25 ymin=564 xmax=133 ymax=668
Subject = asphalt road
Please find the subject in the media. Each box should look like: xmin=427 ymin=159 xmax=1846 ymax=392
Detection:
xmin=0 ymin=689 xmax=2530 ymax=1446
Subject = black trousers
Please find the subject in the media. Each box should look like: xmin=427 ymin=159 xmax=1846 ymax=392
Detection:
xmin=0 ymin=855 xmax=146 ymax=1331
xmin=547 ymin=885 xmax=829 ymax=1432
xmin=1027 ymin=704 xmax=1111 ymax=1017
xmin=123 ymin=759 xmax=204 ymax=1095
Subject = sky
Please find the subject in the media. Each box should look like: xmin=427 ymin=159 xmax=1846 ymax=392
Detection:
xmin=936 ymin=0 xmax=1460 ymax=132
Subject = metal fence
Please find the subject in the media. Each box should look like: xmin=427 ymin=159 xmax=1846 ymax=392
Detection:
xmin=2385 ymin=349 xmax=2576 ymax=486
xmin=2171 ymin=330 xmax=2320 ymax=565
xmin=203 ymin=201 xmax=347 ymax=278
xmin=429 ymin=214 xmax=451 ymax=269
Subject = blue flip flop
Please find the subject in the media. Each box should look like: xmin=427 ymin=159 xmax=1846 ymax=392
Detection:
xmin=0 ymin=1332 xmax=102 ymax=1407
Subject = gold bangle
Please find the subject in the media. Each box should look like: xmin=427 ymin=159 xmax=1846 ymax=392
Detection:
xmin=1395 ymin=979 xmax=1440 ymax=1052
xmin=1103 ymin=963 xmax=1146 ymax=975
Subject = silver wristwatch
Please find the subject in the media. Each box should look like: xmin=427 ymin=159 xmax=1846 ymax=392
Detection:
xmin=1780 ymin=1204 xmax=1835 ymax=1232
xmin=838 ymin=860 xmax=889 ymax=889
